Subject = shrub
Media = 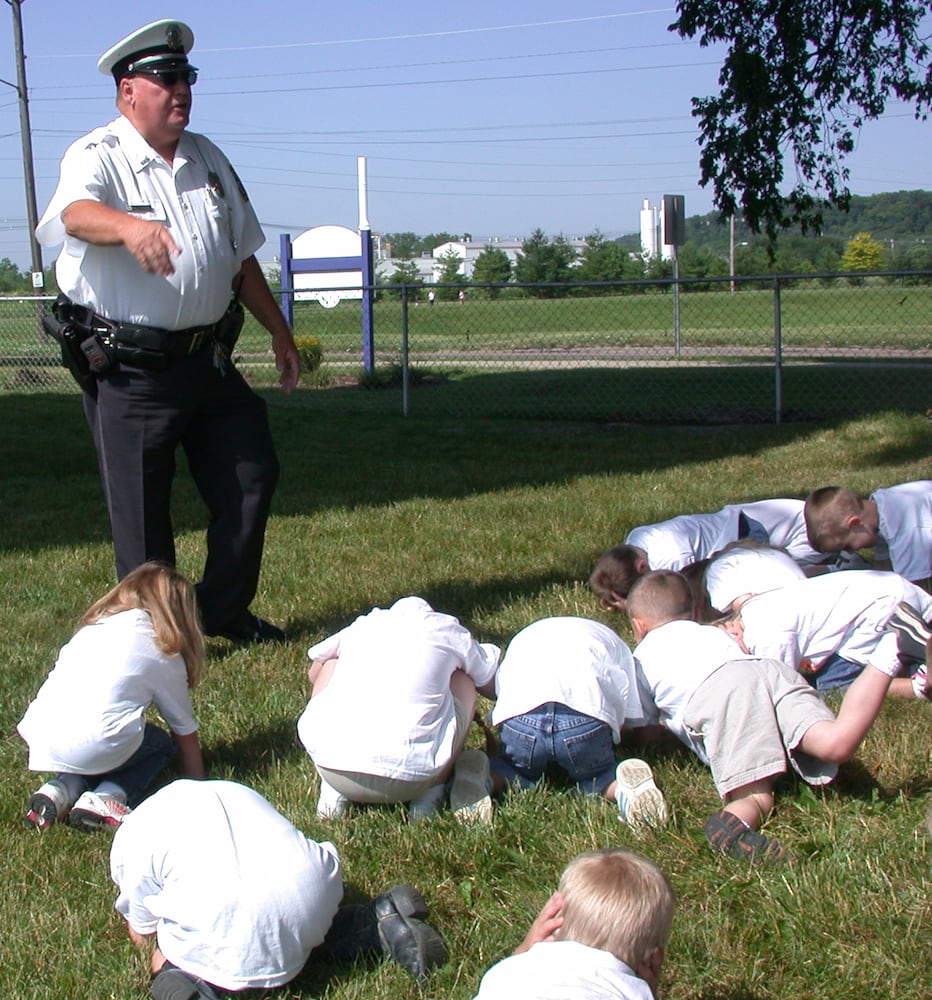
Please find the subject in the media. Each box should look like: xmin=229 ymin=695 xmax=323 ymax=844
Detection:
xmin=294 ymin=336 xmax=322 ymax=372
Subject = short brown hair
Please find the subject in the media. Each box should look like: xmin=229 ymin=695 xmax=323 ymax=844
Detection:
xmin=626 ymin=570 xmax=693 ymax=629
xmin=589 ymin=545 xmax=645 ymax=607
xmin=804 ymin=486 xmax=865 ymax=551
xmin=558 ymin=848 xmax=674 ymax=966
xmin=83 ymin=562 xmax=205 ymax=687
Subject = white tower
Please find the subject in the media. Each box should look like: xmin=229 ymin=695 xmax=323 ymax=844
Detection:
xmin=639 ymin=199 xmax=659 ymax=259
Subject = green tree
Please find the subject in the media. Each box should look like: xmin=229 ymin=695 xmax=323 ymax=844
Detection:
xmin=575 ymin=231 xmax=636 ymax=289
xmin=382 ymin=232 xmax=420 ymax=258
xmin=514 ymin=229 xmax=577 ymax=296
xmin=471 ymin=246 xmax=512 ymax=297
xmin=380 ymin=258 xmax=422 ymax=299
xmin=672 ymin=1 xmax=932 ymax=240
xmin=841 ymin=231 xmax=886 ymax=272
xmin=434 ymin=247 xmax=464 ymax=300
xmin=0 ymin=257 xmax=27 ymax=293
xmin=418 ymin=233 xmax=460 ymax=255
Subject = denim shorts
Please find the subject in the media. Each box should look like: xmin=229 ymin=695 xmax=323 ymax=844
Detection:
xmin=491 ymin=702 xmax=617 ymax=796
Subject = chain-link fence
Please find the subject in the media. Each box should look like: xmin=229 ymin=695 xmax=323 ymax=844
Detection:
xmin=4 ymin=271 xmax=930 ymax=423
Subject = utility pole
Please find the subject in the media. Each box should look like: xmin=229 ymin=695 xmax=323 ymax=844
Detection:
xmin=4 ymin=0 xmax=43 ymax=290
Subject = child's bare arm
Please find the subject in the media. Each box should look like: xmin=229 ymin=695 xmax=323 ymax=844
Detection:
xmin=514 ymin=892 xmax=564 ymax=954
xmin=174 ymin=731 xmax=206 ymax=779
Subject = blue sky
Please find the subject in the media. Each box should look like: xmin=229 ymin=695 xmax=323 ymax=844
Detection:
xmin=2 ymin=1 xmax=930 ymax=268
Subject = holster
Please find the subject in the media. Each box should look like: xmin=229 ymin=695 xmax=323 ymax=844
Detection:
xmin=214 ymin=297 xmax=245 ymax=357
xmin=41 ymin=298 xmax=107 ymax=397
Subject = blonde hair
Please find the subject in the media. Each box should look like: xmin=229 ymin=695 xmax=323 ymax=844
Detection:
xmin=804 ymin=486 xmax=866 ymax=551
xmin=589 ymin=545 xmax=645 ymax=607
xmin=82 ymin=562 xmax=205 ymax=687
xmin=626 ymin=570 xmax=693 ymax=630
xmin=557 ymin=848 xmax=674 ymax=967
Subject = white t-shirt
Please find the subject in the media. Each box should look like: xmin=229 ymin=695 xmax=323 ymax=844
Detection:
xmin=36 ymin=115 xmax=263 ymax=329
xmin=17 ymin=609 xmax=197 ymax=774
xmin=297 ymin=597 xmax=500 ymax=780
xmin=625 ymin=498 xmax=820 ymax=571
xmin=473 ymin=940 xmax=656 ymax=1000
xmin=490 ymin=617 xmax=646 ymax=736
xmin=634 ymin=619 xmax=752 ymax=763
xmin=738 ymin=570 xmax=932 ymax=677
xmin=873 ymin=480 xmax=932 ymax=582
xmin=705 ymin=546 xmax=806 ymax=612
xmin=110 ymin=780 xmax=343 ymax=991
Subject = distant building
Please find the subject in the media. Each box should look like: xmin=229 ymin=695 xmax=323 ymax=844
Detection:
xmin=640 ymin=199 xmax=676 ymax=261
xmin=377 ymin=236 xmax=590 ymax=283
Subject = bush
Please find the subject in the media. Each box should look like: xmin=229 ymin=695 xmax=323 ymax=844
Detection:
xmin=294 ymin=336 xmax=322 ymax=372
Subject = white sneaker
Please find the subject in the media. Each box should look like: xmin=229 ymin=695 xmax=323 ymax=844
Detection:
xmin=450 ymin=749 xmax=493 ymax=824
xmin=408 ymin=783 xmax=447 ymax=823
xmin=25 ymin=779 xmax=73 ymax=831
xmin=316 ymin=780 xmax=349 ymax=819
xmin=69 ymin=790 xmax=131 ymax=832
xmin=912 ymin=661 xmax=930 ymax=701
xmin=614 ymin=759 xmax=668 ymax=831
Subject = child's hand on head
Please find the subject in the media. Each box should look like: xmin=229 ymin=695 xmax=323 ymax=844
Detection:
xmin=515 ymin=891 xmax=565 ymax=954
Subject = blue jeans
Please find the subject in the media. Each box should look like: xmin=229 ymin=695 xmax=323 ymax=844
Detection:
xmin=491 ymin=703 xmax=617 ymax=795
xmin=807 ymin=654 xmax=864 ymax=691
xmin=65 ymin=723 xmax=176 ymax=807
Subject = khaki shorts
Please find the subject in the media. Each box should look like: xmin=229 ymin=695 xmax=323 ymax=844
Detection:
xmin=315 ymin=695 xmax=472 ymax=805
xmin=683 ymin=658 xmax=837 ymax=797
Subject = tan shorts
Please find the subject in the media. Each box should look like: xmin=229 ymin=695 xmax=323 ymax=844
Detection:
xmin=683 ymin=658 xmax=837 ymax=797
xmin=315 ymin=695 xmax=472 ymax=805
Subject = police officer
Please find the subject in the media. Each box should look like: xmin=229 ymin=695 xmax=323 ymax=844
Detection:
xmin=37 ymin=20 xmax=300 ymax=643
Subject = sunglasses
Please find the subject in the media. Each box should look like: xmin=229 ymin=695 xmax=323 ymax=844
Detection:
xmin=136 ymin=68 xmax=198 ymax=87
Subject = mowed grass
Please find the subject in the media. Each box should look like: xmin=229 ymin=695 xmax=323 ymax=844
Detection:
xmin=0 ymin=392 xmax=930 ymax=999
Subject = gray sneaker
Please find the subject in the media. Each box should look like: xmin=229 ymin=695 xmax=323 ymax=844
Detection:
xmin=614 ymin=758 xmax=668 ymax=830
xmin=450 ymin=749 xmax=493 ymax=824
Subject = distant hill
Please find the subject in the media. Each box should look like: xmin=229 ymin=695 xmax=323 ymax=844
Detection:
xmin=621 ymin=190 xmax=932 ymax=256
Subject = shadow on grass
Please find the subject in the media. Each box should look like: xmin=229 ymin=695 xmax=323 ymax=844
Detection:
xmin=1 ymin=371 xmax=929 ymax=556
xmin=206 ymin=716 xmax=305 ymax=776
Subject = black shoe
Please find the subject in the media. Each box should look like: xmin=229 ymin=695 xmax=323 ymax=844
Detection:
xmin=373 ymin=885 xmax=447 ymax=980
xmin=207 ymin=611 xmax=285 ymax=644
xmin=321 ymin=885 xmax=446 ymax=980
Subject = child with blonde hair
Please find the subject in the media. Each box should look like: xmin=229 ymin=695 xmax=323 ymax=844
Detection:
xmin=18 ymin=562 xmax=206 ymax=832
xmin=474 ymin=848 xmax=674 ymax=999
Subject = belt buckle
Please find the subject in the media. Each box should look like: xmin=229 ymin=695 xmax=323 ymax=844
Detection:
xmin=188 ymin=330 xmax=204 ymax=354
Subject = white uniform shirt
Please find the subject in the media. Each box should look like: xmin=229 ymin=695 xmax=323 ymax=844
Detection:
xmin=473 ymin=940 xmax=656 ymax=1000
xmin=873 ymin=480 xmax=932 ymax=582
xmin=490 ymin=617 xmax=646 ymax=736
xmin=297 ymin=597 xmax=500 ymax=780
xmin=110 ymin=780 xmax=343 ymax=991
xmin=17 ymin=609 xmax=197 ymax=774
xmin=705 ymin=546 xmax=806 ymax=612
xmin=738 ymin=570 xmax=932 ymax=677
xmin=36 ymin=115 xmax=263 ymax=329
xmin=625 ymin=498 xmax=822 ymax=570
xmin=634 ymin=619 xmax=752 ymax=763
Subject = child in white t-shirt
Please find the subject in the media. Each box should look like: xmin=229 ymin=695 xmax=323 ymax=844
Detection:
xmin=297 ymin=596 xmax=500 ymax=822
xmin=726 ymin=570 xmax=932 ymax=696
xmin=489 ymin=616 xmax=667 ymax=830
xmin=805 ymin=480 xmax=932 ymax=586
xmin=591 ymin=498 xmax=825 ymax=611
xmin=627 ymin=570 xmax=920 ymax=862
xmin=111 ymin=779 xmax=447 ymax=998
xmin=473 ymin=848 xmax=674 ymax=1000
xmin=18 ymin=562 xmax=206 ymax=833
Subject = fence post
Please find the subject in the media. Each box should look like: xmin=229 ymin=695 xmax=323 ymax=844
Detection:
xmin=401 ymin=284 xmax=410 ymax=417
xmin=772 ymin=276 xmax=783 ymax=425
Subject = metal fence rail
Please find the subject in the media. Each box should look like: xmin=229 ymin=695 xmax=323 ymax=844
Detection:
xmin=4 ymin=271 xmax=930 ymax=424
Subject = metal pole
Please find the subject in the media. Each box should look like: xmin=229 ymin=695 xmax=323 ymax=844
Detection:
xmin=400 ymin=284 xmax=410 ymax=417
xmin=672 ymin=245 xmax=681 ymax=357
xmin=773 ymin=277 xmax=783 ymax=425
xmin=6 ymin=0 xmax=43 ymax=289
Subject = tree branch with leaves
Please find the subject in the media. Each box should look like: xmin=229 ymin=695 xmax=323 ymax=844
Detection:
xmin=672 ymin=0 xmax=932 ymax=241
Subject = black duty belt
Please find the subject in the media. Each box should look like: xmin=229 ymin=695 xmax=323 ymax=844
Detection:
xmin=62 ymin=299 xmax=219 ymax=355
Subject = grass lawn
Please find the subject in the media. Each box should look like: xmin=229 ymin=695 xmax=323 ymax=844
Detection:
xmin=0 ymin=391 xmax=930 ymax=999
